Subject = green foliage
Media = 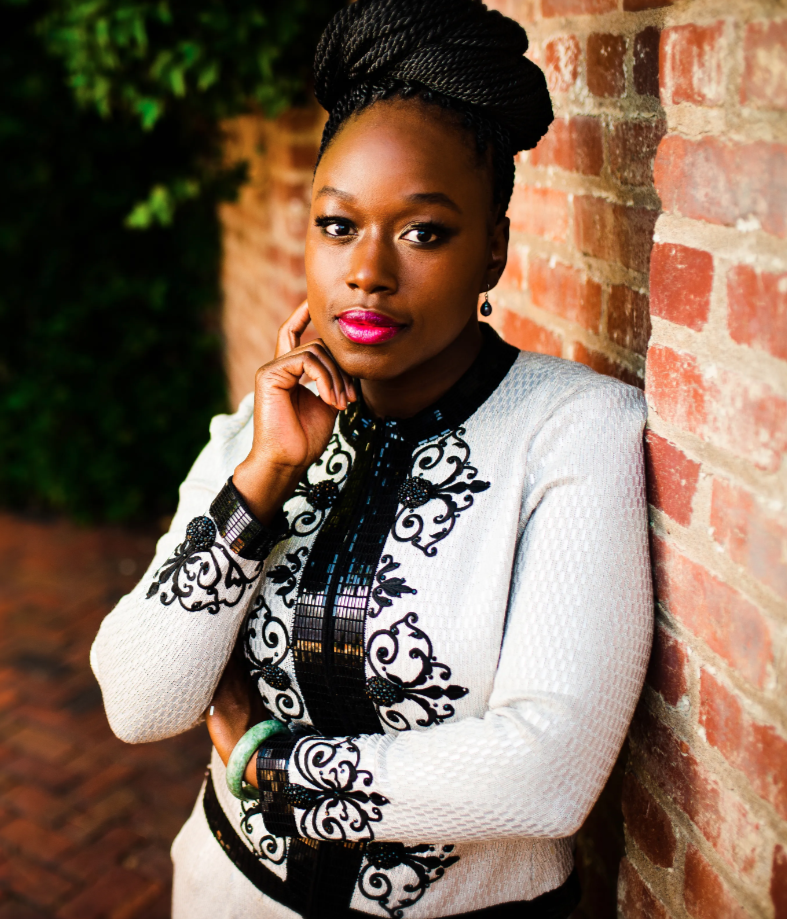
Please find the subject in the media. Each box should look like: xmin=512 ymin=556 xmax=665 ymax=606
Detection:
xmin=42 ymin=0 xmax=334 ymax=128
xmin=0 ymin=0 xmax=340 ymax=522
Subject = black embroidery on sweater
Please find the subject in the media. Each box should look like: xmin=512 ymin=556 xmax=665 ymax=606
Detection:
xmin=289 ymin=433 xmax=354 ymax=537
xmin=266 ymin=546 xmax=309 ymax=609
xmin=287 ymin=736 xmax=389 ymax=842
xmin=369 ymin=555 xmax=417 ymax=619
xmin=238 ymin=798 xmax=288 ymax=865
xmin=242 ymin=593 xmax=304 ymax=724
xmin=203 ymin=771 xmax=367 ymax=919
xmin=359 ymin=842 xmax=460 ymax=918
xmin=393 ymin=428 xmax=490 ymax=557
xmin=146 ymin=520 xmax=259 ymax=614
xmin=366 ymin=612 xmax=468 ymax=731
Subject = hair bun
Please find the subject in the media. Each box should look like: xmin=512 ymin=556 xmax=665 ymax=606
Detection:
xmin=314 ymin=0 xmax=553 ymax=152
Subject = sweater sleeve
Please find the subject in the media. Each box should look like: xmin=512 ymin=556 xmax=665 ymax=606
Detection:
xmin=91 ymin=399 xmax=265 ymax=744
xmin=263 ymin=382 xmax=653 ymax=844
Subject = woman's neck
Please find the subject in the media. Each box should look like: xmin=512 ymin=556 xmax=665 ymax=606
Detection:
xmin=360 ymin=317 xmax=484 ymax=420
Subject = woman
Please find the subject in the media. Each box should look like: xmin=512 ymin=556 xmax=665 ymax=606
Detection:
xmin=91 ymin=1 xmax=652 ymax=917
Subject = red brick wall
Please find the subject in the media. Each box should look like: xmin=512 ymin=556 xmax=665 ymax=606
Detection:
xmin=218 ymin=5 xmax=787 ymax=917
xmin=220 ymin=108 xmax=325 ymax=408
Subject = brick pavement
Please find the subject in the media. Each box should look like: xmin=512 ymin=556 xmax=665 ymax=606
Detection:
xmin=0 ymin=514 xmax=210 ymax=919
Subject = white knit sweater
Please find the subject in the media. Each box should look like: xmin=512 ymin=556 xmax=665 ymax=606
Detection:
xmin=92 ymin=329 xmax=652 ymax=919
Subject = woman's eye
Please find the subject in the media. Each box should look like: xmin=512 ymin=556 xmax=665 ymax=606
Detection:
xmin=401 ymin=225 xmax=445 ymax=244
xmin=318 ymin=219 xmax=354 ymax=238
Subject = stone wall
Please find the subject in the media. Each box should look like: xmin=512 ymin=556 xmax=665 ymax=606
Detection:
xmin=218 ymin=3 xmax=787 ymax=916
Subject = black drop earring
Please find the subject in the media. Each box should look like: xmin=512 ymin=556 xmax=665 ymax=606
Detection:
xmin=480 ymin=288 xmax=493 ymax=317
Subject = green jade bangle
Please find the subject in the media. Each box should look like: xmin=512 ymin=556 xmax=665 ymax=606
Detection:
xmin=226 ymin=719 xmax=287 ymax=802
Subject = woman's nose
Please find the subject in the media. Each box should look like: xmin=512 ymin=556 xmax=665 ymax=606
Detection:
xmin=345 ymin=232 xmax=397 ymax=295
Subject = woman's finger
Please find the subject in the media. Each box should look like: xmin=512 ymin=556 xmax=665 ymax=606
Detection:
xmin=275 ymin=301 xmax=311 ymax=359
xmin=271 ymin=348 xmax=340 ymax=409
xmin=301 ymin=341 xmax=349 ymax=408
xmin=298 ymin=351 xmax=344 ymax=409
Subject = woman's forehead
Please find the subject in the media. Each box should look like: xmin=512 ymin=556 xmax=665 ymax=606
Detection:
xmin=314 ymin=99 xmax=494 ymax=212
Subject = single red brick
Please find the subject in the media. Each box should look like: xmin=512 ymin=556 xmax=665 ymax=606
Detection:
xmin=530 ymin=117 xmax=603 ymax=176
xmin=502 ymin=311 xmax=562 ymax=357
xmin=55 ymin=866 xmax=160 ymax=919
xmin=529 ymin=257 xmax=602 ymax=332
xmin=6 ymin=725 xmax=74 ymax=764
xmin=684 ymin=845 xmax=749 ymax=919
xmin=634 ymin=27 xmax=661 ymax=97
xmin=61 ymin=827 xmax=143 ymax=883
xmin=607 ymin=285 xmax=651 ymax=355
xmin=650 ymin=243 xmax=713 ymax=331
xmin=630 ymin=706 xmax=763 ymax=878
xmin=651 ymin=535 xmax=772 ymax=688
xmin=7 ymin=784 xmax=70 ymax=825
xmin=773 ymin=845 xmax=787 ymax=919
xmin=569 ymin=343 xmax=642 ymax=388
xmin=711 ymin=478 xmax=787 ymax=601
xmin=742 ymin=20 xmax=787 ymax=111
xmin=621 ymin=772 xmax=676 ymax=867
xmin=544 ymin=36 xmax=581 ymax=95
xmin=510 ymin=187 xmax=570 ymax=242
xmin=0 ymin=854 xmax=73 ymax=909
xmin=587 ymin=34 xmax=627 ymax=98
xmin=646 ymin=621 xmax=689 ymax=705
xmin=654 ymin=135 xmax=787 ymax=238
xmin=727 ymin=265 xmax=787 ymax=361
xmin=498 ymin=245 xmax=525 ymax=292
xmin=608 ymin=120 xmax=666 ymax=188
xmin=0 ymin=818 xmax=74 ymax=863
xmin=0 ymin=904 xmax=51 ymax=919
xmin=574 ymin=197 xmax=658 ymax=272
xmin=644 ymin=431 xmax=700 ymax=526
xmin=542 ymin=0 xmax=615 ymax=15
xmin=646 ymin=345 xmax=787 ymax=473
xmin=700 ymin=669 xmax=787 ymax=820
xmin=617 ymin=857 xmax=669 ymax=919
xmin=661 ymin=23 xmax=726 ymax=106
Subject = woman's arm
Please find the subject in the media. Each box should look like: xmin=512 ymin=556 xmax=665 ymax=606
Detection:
xmin=90 ymin=412 xmax=265 ymax=743
xmin=92 ymin=304 xmax=356 ymax=745
xmin=229 ymin=381 xmax=652 ymax=843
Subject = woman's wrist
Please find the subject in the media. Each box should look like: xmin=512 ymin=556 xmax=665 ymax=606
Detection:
xmin=232 ymin=459 xmax=305 ymax=524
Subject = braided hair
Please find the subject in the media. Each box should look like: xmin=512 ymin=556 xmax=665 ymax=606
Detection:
xmin=313 ymin=0 xmax=553 ymax=214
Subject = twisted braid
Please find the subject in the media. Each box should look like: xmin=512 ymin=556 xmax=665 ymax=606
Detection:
xmin=313 ymin=0 xmax=552 ymax=213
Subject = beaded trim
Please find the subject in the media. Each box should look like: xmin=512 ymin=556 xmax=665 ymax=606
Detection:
xmin=210 ymin=478 xmax=289 ymax=561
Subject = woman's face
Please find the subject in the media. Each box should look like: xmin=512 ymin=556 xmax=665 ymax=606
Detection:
xmin=305 ymin=97 xmax=509 ymax=382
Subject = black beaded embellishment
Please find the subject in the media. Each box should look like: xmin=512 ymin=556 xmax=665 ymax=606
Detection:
xmin=260 ymin=663 xmax=291 ymax=692
xmin=185 ymin=515 xmax=216 ymax=551
xmin=306 ymin=479 xmax=340 ymax=510
xmin=366 ymin=676 xmax=404 ymax=707
xmin=397 ymin=476 xmax=434 ymax=510
xmin=366 ymin=842 xmax=407 ymax=871
xmin=283 ymin=784 xmax=323 ymax=809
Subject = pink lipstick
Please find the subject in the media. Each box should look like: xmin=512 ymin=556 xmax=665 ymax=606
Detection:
xmin=337 ymin=309 xmax=404 ymax=345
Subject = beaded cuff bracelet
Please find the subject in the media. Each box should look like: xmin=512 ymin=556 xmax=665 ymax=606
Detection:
xmin=209 ymin=478 xmax=289 ymax=561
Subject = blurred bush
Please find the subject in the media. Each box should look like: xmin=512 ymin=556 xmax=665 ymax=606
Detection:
xmin=0 ymin=0 xmax=341 ymax=522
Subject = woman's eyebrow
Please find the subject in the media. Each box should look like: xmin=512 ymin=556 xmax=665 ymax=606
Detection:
xmin=316 ymin=185 xmax=354 ymax=202
xmin=405 ymin=192 xmax=461 ymax=213
xmin=315 ymin=186 xmax=461 ymax=214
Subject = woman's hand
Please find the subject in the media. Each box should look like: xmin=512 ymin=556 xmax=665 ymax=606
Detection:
xmin=206 ymin=652 xmax=271 ymax=789
xmin=233 ymin=302 xmax=357 ymax=523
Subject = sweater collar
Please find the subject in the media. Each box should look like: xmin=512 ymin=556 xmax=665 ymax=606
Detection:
xmin=339 ymin=323 xmax=518 ymax=446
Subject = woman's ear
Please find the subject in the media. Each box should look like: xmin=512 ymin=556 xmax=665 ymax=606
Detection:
xmin=486 ymin=215 xmax=510 ymax=290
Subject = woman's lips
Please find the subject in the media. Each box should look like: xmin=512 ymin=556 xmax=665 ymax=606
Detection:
xmin=337 ymin=309 xmax=405 ymax=344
